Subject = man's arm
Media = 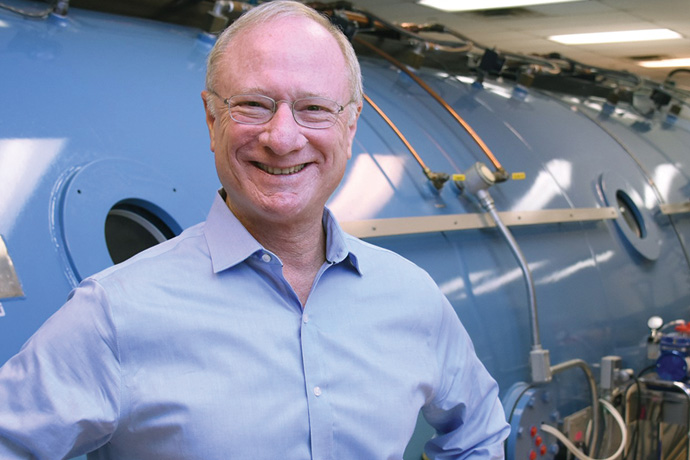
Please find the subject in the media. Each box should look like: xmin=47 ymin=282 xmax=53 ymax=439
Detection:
xmin=423 ymin=298 xmax=509 ymax=459
xmin=0 ymin=280 xmax=120 ymax=459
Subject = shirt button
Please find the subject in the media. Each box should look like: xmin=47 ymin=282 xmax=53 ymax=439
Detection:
xmin=303 ymin=313 xmax=309 ymax=324
xmin=313 ymin=386 xmax=322 ymax=397
xmin=261 ymin=253 xmax=271 ymax=263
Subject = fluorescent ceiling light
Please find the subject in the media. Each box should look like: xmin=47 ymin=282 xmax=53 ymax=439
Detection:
xmin=417 ymin=0 xmax=582 ymax=12
xmin=549 ymin=29 xmax=682 ymax=45
xmin=638 ymin=57 xmax=690 ymax=68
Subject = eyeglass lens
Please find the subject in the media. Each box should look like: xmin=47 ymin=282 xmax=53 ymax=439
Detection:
xmin=228 ymin=94 xmax=342 ymax=128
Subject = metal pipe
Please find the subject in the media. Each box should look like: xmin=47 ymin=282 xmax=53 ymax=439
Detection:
xmin=459 ymin=164 xmax=550 ymax=383
xmin=469 ymin=170 xmax=601 ymax=453
xmin=203 ymin=1 xmax=253 ymax=35
xmin=354 ymin=37 xmax=505 ymax=175
xmin=318 ymin=6 xmax=474 ymax=52
xmin=0 ymin=0 xmax=58 ymax=18
xmin=212 ymin=0 xmax=252 ymax=15
xmin=363 ymin=93 xmax=449 ymax=190
xmin=476 ymin=189 xmax=539 ymax=348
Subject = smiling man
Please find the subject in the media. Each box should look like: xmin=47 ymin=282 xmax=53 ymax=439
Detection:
xmin=201 ymin=5 xmax=360 ymax=305
xmin=0 ymin=1 xmax=508 ymax=459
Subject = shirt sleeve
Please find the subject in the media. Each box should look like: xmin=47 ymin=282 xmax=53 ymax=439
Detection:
xmin=0 ymin=279 xmax=121 ymax=459
xmin=422 ymin=296 xmax=510 ymax=460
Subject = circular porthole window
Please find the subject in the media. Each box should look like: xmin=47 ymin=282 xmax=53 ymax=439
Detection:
xmin=56 ymin=158 xmax=205 ymax=285
xmin=105 ymin=202 xmax=177 ymax=264
xmin=616 ymin=190 xmax=646 ymax=239
xmin=599 ymin=171 xmax=660 ymax=260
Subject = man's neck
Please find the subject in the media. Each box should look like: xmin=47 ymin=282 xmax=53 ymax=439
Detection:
xmin=256 ymin=221 xmax=327 ymax=307
xmin=253 ymin=219 xmax=326 ymax=268
xmin=228 ymin=198 xmax=327 ymax=306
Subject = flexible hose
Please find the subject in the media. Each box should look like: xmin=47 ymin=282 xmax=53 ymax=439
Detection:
xmin=550 ymin=359 xmax=601 ymax=455
xmin=477 ymin=189 xmax=539 ymax=348
xmin=541 ymin=399 xmax=626 ymax=460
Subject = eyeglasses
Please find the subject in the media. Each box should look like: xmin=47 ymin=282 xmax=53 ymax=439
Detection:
xmin=210 ymin=91 xmax=348 ymax=129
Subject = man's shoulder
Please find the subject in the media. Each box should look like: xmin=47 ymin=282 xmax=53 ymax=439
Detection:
xmin=343 ymin=233 xmax=403 ymax=260
xmin=91 ymin=221 xmax=208 ymax=284
xmin=344 ymin=234 xmax=436 ymax=284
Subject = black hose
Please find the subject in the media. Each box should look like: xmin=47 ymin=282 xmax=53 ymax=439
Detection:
xmin=667 ymin=68 xmax=690 ymax=79
xmin=0 ymin=0 xmax=55 ymax=18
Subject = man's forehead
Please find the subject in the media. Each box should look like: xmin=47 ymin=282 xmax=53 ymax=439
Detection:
xmin=216 ymin=16 xmax=347 ymax=87
xmin=236 ymin=15 xmax=330 ymax=44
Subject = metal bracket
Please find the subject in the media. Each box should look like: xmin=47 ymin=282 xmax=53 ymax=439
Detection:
xmin=341 ymin=207 xmax=617 ymax=238
xmin=0 ymin=235 xmax=24 ymax=300
xmin=660 ymin=201 xmax=690 ymax=215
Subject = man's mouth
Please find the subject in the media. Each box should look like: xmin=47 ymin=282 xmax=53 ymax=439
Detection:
xmin=253 ymin=162 xmax=307 ymax=175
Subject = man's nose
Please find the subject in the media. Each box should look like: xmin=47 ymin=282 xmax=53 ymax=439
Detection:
xmin=259 ymin=102 xmax=308 ymax=155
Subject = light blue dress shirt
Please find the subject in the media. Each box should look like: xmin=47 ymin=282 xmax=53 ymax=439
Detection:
xmin=0 ymin=192 xmax=508 ymax=459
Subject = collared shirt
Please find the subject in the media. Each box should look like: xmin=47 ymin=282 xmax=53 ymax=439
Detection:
xmin=0 ymin=193 xmax=508 ymax=459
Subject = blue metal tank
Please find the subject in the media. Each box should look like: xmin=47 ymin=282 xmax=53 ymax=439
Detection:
xmin=1 ymin=3 xmax=689 ymax=459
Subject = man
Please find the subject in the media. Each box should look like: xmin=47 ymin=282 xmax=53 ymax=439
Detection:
xmin=0 ymin=1 xmax=508 ymax=458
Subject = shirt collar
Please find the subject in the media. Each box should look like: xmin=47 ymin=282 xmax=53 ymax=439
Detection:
xmin=323 ymin=207 xmax=362 ymax=275
xmin=204 ymin=191 xmax=362 ymax=275
xmin=204 ymin=191 xmax=263 ymax=273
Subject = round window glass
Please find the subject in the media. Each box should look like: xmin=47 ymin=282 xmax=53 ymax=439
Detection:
xmin=105 ymin=203 xmax=176 ymax=264
xmin=615 ymin=190 xmax=646 ymax=239
xmin=599 ymin=171 xmax=660 ymax=260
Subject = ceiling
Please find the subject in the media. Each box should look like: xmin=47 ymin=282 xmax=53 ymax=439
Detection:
xmin=46 ymin=0 xmax=690 ymax=92
xmin=360 ymin=0 xmax=690 ymax=90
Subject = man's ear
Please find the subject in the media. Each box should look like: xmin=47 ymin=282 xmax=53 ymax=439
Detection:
xmin=201 ymin=91 xmax=216 ymax=153
xmin=345 ymin=102 xmax=363 ymax=160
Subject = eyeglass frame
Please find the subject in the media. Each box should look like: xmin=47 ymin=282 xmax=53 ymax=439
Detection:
xmin=207 ymin=89 xmax=353 ymax=129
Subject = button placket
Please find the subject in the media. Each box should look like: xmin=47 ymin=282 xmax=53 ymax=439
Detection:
xmin=300 ymin=307 xmax=334 ymax=457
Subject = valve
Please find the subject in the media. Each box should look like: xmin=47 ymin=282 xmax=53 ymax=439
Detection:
xmin=512 ymin=67 xmax=535 ymax=101
xmin=474 ymin=48 xmax=505 ymax=87
xmin=664 ymin=104 xmax=682 ymax=127
xmin=651 ymin=317 xmax=690 ymax=381
xmin=424 ymin=169 xmax=450 ymax=191
xmin=601 ymin=89 xmax=620 ymax=116
xmin=647 ymin=315 xmax=663 ymax=359
xmin=53 ymin=0 xmax=69 ymax=17
xmin=650 ymin=88 xmax=672 ymax=109
xmin=454 ymin=162 xmax=495 ymax=196
xmin=493 ymin=167 xmax=510 ymax=183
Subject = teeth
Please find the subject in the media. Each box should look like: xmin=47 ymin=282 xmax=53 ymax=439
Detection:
xmin=256 ymin=163 xmax=306 ymax=175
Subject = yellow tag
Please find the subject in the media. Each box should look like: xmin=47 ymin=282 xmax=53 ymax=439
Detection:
xmin=512 ymin=172 xmax=526 ymax=180
xmin=452 ymin=174 xmax=466 ymax=182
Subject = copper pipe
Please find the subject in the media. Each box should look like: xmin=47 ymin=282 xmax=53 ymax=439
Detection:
xmin=355 ymin=36 xmax=504 ymax=173
xmin=311 ymin=6 xmax=471 ymax=52
xmin=363 ymin=93 xmax=449 ymax=190
xmin=341 ymin=10 xmax=386 ymax=30
xmin=363 ymin=94 xmax=426 ymax=169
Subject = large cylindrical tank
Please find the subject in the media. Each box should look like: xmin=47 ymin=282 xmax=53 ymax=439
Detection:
xmin=1 ymin=4 xmax=689 ymax=459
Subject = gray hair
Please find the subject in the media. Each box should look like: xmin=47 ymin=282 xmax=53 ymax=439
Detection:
xmin=205 ymin=0 xmax=363 ymax=120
